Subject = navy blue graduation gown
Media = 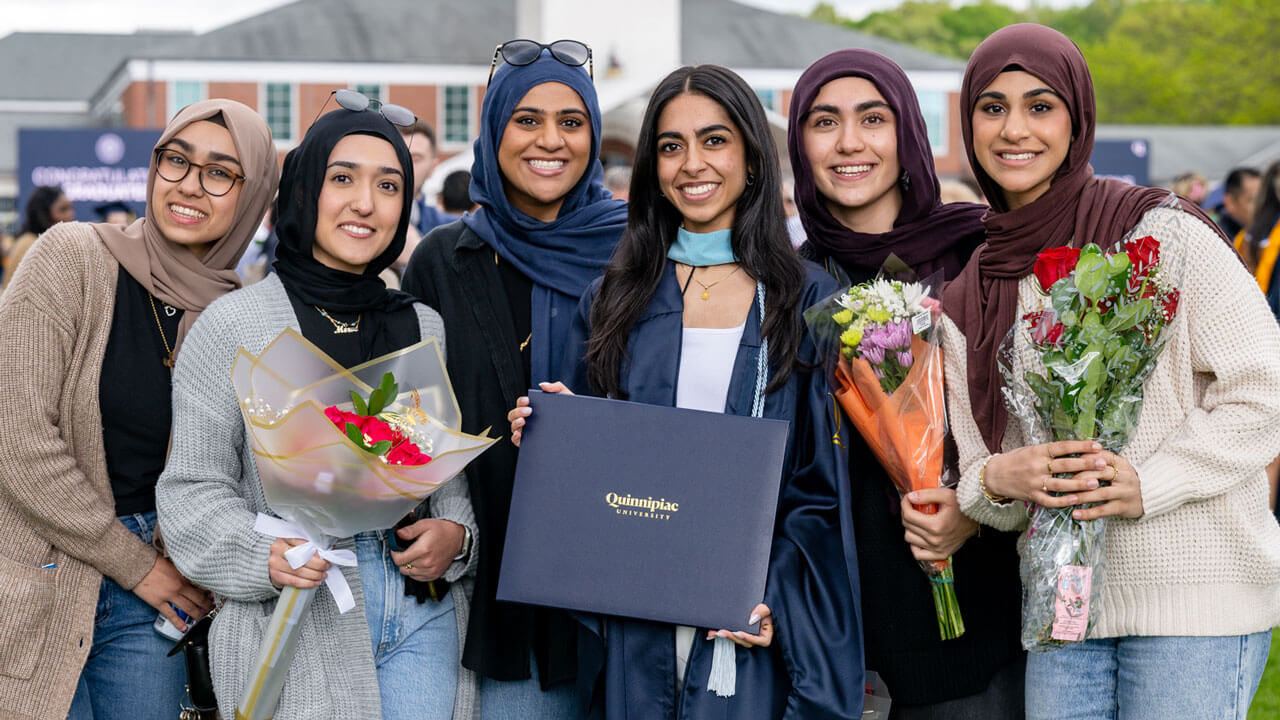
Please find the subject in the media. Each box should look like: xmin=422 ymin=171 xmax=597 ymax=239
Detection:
xmin=562 ymin=261 xmax=865 ymax=720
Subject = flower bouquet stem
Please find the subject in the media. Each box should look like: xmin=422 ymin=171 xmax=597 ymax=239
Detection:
xmin=925 ymin=558 xmax=965 ymax=640
xmin=235 ymin=585 xmax=317 ymax=720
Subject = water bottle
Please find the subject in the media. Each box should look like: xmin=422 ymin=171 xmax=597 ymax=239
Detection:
xmin=153 ymin=604 xmax=192 ymax=641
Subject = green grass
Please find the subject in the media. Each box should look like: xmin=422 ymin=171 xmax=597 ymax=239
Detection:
xmin=1249 ymin=632 xmax=1280 ymax=719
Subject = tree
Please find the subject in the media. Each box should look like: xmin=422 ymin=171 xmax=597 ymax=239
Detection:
xmin=807 ymin=0 xmax=1280 ymax=124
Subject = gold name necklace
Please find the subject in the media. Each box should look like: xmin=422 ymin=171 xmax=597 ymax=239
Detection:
xmin=315 ymin=306 xmax=360 ymax=334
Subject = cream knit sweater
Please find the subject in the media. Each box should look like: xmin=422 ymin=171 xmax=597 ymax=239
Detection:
xmin=943 ymin=207 xmax=1280 ymax=639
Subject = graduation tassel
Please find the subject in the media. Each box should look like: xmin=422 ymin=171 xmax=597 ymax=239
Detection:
xmin=707 ymin=636 xmax=736 ymax=697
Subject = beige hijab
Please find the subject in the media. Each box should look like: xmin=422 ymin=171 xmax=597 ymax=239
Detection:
xmin=94 ymin=98 xmax=278 ymax=355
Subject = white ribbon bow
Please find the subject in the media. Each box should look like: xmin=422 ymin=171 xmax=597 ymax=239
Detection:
xmin=253 ymin=514 xmax=359 ymax=614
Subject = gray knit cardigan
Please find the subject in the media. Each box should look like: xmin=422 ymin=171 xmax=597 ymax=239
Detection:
xmin=156 ymin=274 xmax=477 ymax=720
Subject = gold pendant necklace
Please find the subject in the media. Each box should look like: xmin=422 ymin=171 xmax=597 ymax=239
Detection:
xmin=146 ymin=294 xmax=176 ymax=368
xmin=315 ymin=306 xmax=360 ymax=334
xmin=690 ymin=264 xmax=742 ymax=301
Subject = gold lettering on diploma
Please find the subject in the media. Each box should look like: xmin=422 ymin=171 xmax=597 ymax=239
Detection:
xmin=604 ymin=492 xmax=679 ymax=521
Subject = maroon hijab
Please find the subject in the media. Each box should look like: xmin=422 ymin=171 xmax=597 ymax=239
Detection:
xmin=788 ymin=49 xmax=985 ymax=280
xmin=942 ymin=23 xmax=1225 ymax=453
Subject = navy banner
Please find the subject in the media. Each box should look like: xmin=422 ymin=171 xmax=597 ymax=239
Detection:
xmin=18 ymin=127 xmax=161 ymax=222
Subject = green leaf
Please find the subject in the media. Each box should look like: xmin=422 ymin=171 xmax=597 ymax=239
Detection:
xmin=371 ymin=440 xmax=392 ymax=455
xmin=348 ymin=390 xmax=368 ymax=416
xmin=367 ymin=388 xmax=386 ymax=416
xmin=1104 ymin=252 xmax=1131 ymax=278
xmin=345 ymin=422 xmax=366 ymax=448
xmin=1051 ymin=280 xmax=1081 ymax=325
xmin=1073 ymin=248 xmax=1109 ymax=302
xmin=1104 ymin=298 xmax=1152 ymax=332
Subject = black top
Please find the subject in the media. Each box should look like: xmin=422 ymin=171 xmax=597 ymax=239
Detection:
xmin=288 ymin=294 xmax=420 ymax=369
xmin=402 ymin=220 xmax=580 ymax=687
xmin=819 ymin=257 xmax=1025 ymax=707
xmin=494 ymin=251 xmax=533 ymax=385
xmin=101 ymin=266 xmax=183 ymax=516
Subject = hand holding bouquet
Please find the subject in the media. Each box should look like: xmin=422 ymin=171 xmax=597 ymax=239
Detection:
xmin=807 ymin=276 xmax=964 ymax=640
xmin=1000 ymin=226 xmax=1180 ymax=651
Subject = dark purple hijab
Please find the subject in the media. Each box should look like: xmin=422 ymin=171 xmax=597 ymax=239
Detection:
xmin=787 ymin=49 xmax=985 ymax=279
xmin=941 ymin=24 xmax=1225 ymax=453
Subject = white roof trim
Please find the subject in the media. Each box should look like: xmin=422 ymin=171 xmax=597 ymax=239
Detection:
xmin=0 ymin=99 xmax=89 ymax=113
xmin=733 ymin=68 xmax=963 ymax=92
xmin=124 ymin=58 xmax=490 ymax=85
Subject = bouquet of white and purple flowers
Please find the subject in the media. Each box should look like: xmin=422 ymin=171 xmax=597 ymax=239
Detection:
xmin=807 ymin=276 xmax=964 ymax=640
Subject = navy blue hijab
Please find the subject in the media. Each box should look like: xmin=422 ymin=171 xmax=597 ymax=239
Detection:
xmin=463 ymin=50 xmax=627 ymax=382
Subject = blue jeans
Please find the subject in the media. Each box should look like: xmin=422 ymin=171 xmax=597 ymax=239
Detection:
xmin=478 ymin=650 xmax=582 ymax=720
xmin=356 ymin=530 xmax=458 ymax=720
xmin=67 ymin=511 xmax=188 ymax=720
xmin=1025 ymin=631 xmax=1272 ymax=720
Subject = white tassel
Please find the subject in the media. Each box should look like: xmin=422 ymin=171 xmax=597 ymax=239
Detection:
xmin=706 ymin=635 xmax=736 ymax=697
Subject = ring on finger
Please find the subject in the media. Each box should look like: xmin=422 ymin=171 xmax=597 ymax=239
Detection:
xmin=403 ymin=562 xmax=414 ymax=571
xmin=1047 ymin=458 xmax=1054 ymax=475
xmin=1042 ymin=479 xmax=1048 ymax=493
xmin=1108 ymin=463 xmax=1118 ymax=482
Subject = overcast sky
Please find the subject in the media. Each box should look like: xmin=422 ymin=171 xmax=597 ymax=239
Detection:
xmin=0 ymin=0 xmax=1088 ymax=36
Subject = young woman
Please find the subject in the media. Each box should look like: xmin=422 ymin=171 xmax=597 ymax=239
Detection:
xmin=1 ymin=184 xmax=75 ymax=291
xmin=787 ymin=49 xmax=1025 ymax=719
xmin=939 ymin=24 xmax=1280 ymax=719
xmin=155 ymin=105 xmax=477 ymax=720
xmin=0 ymin=99 xmax=275 ymax=719
xmin=401 ymin=44 xmax=627 ymax=719
xmin=509 ymin=64 xmax=862 ymax=720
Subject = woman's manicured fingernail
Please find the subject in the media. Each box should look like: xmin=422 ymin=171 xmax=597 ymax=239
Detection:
xmin=749 ymin=613 xmax=761 ymax=625
xmin=907 ymin=492 xmax=918 ymax=503
xmin=1092 ymin=443 xmax=1101 ymax=450
xmin=1087 ymin=480 xmax=1099 ymax=489
xmin=1072 ymin=510 xmax=1083 ymax=519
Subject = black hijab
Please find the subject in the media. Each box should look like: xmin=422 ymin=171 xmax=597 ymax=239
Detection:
xmin=273 ymin=108 xmax=419 ymax=360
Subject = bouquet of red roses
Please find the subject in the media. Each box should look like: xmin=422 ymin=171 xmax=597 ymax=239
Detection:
xmin=999 ymin=218 xmax=1180 ymax=651
xmin=232 ymin=329 xmax=496 ymax=719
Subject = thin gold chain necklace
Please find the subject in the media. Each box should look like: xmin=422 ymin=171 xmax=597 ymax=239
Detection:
xmin=689 ymin=264 xmax=742 ymax=301
xmin=146 ymin=294 xmax=176 ymax=368
xmin=314 ymin=306 xmax=360 ymax=334
xmin=495 ymin=251 xmax=532 ymax=351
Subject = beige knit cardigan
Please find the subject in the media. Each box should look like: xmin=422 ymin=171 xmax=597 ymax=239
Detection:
xmin=944 ymin=207 xmax=1280 ymax=639
xmin=0 ymin=224 xmax=160 ymax=719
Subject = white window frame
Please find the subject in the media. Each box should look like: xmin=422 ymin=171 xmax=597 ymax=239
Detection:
xmin=167 ymin=80 xmax=207 ymax=121
xmin=438 ymin=84 xmax=475 ymax=150
xmin=260 ymin=81 xmax=298 ymax=146
xmin=914 ymin=88 xmax=949 ymax=156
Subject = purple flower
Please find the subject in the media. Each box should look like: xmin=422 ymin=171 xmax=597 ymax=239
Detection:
xmin=873 ymin=366 xmax=885 ymax=379
xmin=897 ymin=350 xmax=913 ymax=367
xmin=890 ymin=320 xmax=913 ymax=349
xmin=862 ymin=344 xmax=886 ymax=365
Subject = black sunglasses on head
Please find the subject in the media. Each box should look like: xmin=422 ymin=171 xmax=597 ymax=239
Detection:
xmin=308 ymin=89 xmax=417 ymax=133
xmin=488 ymin=39 xmax=593 ymax=86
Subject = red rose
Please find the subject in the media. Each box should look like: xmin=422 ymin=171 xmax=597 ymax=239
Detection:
xmin=1023 ymin=310 xmax=1066 ymax=347
xmin=1161 ymin=289 xmax=1180 ymax=323
xmin=1033 ymin=246 xmax=1081 ymax=294
xmin=357 ymin=415 xmax=401 ymax=446
xmin=386 ymin=440 xmax=432 ymax=466
xmin=324 ymin=406 xmax=362 ymax=429
xmin=1125 ymin=235 xmax=1160 ymax=278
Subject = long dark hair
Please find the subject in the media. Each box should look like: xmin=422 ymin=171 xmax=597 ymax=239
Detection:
xmin=19 ymin=186 xmax=66 ymax=237
xmin=1246 ymin=160 xmax=1280 ymax=267
xmin=585 ymin=65 xmax=805 ymax=399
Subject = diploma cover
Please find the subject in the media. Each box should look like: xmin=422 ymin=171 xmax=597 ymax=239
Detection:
xmin=497 ymin=391 xmax=789 ymax=633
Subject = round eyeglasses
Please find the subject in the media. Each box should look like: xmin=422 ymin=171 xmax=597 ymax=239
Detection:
xmin=153 ymin=148 xmax=244 ymax=196
xmin=488 ymin=39 xmax=593 ymax=86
